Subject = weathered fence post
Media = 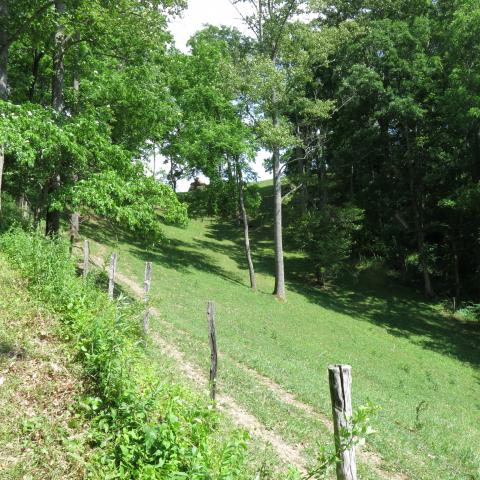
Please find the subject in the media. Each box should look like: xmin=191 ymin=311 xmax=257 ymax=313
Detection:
xmin=108 ymin=252 xmax=118 ymax=301
xmin=143 ymin=262 xmax=152 ymax=334
xmin=83 ymin=240 xmax=90 ymax=279
xmin=207 ymin=301 xmax=218 ymax=402
xmin=328 ymin=364 xmax=357 ymax=480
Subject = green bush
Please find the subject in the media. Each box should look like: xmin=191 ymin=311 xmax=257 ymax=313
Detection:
xmin=456 ymin=303 xmax=480 ymax=322
xmin=0 ymin=229 xmax=248 ymax=479
xmin=0 ymin=193 xmax=31 ymax=233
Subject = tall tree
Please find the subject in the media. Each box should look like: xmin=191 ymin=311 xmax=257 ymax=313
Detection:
xmin=233 ymin=0 xmax=305 ymax=300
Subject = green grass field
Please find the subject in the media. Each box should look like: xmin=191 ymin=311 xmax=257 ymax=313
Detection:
xmin=83 ymin=182 xmax=480 ymax=480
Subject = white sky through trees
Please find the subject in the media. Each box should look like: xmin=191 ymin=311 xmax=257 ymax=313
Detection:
xmin=150 ymin=0 xmax=272 ymax=192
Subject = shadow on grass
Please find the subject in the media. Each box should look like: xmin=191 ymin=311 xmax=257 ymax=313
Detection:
xmin=82 ymin=215 xmax=480 ymax=371
xmin=204 ymin=219 xmax=480 ymax=372
xmin=82 ymin=220 xmax=245 ymax=288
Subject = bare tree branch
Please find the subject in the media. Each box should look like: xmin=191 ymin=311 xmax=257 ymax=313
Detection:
xmin=281 ymin=182 xmax=303 ymax=201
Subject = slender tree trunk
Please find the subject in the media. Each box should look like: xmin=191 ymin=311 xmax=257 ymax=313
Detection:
xmin=295 ymin=144 xmax=308 ymax=214
xmin=0 ymin=42 xmax=9 ymax=211
xmin=452 ymin=237 xmax=461 ymax=299
xmin=272 ymin=123 xmax=286 ymax=299
xmin=0 ymin=44 xmax=7 ymax=100
xmin=316 ymin=127 xmax=327 ymax=208
xmin=350 ymin=164 xmax=355 ymax=200
xmin=317 ymin=159 xmax=327 ymax=208
xmin=236 ymin=161 xmax=257 ymax=291
xmin=227 ymin=156 xmax=240 ymax=224
xmin=18 ymin=194 xmax=29 ymax=219
xmin=28 ymin=49 xmax=44 ymax=101
xmin=0 ymin=144 xmax=4 ymax=212
xmin=52 ymin=0 xmax=66 ymax=114
xmin=471 ymin=124 xmax=480 ymax=182
xmin=69 ymin=36 xmax=80 ymax=250
xmin=46 ymin=0 xmax=66 ymax=236
xmin=412 ymin=188 xmax=434 ymax=298
xmin=45 ymin=174 xmax=61 ymax=236
xmin=69 ymin=197 xmax=79 ymax=250
xmin=169 ymin=158 xmax=177 ymax=191
xmin=0 ymin=0 xmax=8 ymax=100
xmin=406 ymin=125 xmax=434 ymax=298
xmin=0 ymin=2 xmax=9 ymax=213
xmin=153 ymin=145 xmax=157 ymax=178
xmin=34 ymin=183 xmax=48 ymax=228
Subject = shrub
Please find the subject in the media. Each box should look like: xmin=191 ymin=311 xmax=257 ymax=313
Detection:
xmin=0 ymin=193 xmax=31 ymax=233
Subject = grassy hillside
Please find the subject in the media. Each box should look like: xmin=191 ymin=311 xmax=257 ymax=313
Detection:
xmin=82 ymin=183 xmax=480 ymax=480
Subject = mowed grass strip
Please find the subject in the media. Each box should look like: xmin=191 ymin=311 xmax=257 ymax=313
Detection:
xmin=0 ymin=255 xmax=90 ymax=480
xmin=85 ymin=207 xmax=480 ymax=480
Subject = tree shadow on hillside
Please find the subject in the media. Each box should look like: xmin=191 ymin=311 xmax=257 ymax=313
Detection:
xmin=128 ymin=240 xmax=245 ymax=287
xmin=82 ymin=219 xmax=245 ymax=287
xmin=81 ymin=217 xmax=479 ymax=371
xmin=204 ymin=219 xmax=480 ymax=371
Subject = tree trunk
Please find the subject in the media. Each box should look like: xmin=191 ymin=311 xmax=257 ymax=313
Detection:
xmin=69 ymin=38 xmax=80 ymax=250
xmin=316 ymin=127 xmax=327 ymax=208
xmin=46 ymin=174 xmax=61 ymax=236
xmin=0 ymin=144 xmax=4 ymax=212
xmin=413 ymin=193 xmax=434 ymax=298
xmin=18 ymin=194 xmax=29 ymax=220
xmin=272 ymin=133 xmax=286 ymax=300
xmin=452 ymin=237 xmax=461 ymax=299
xmin=0 ymin=2 xmax=8 ymax=213
xmin=169 ymin=157 xmax=177 ymax=191
xmin=471 ymin=124 xmax=480 ymax=182
xmin=317 ymin=158 xmax=327 ymax=208
xmin=69 ymin=210 xmax=79 ymax=251
xmin=405 ymin=124 xmax=434 ymax=298
xmin=0 ymin=44 xmax=7 ymax=101
xmin=236 ymin=162 xmax=257 ymax=291
xmin=52 ymin=0 xmax=66 ymax=113
xmin=28 ymin=49 xmax=44 ymax=101
xmin=46 ymin=0 xmax=66 ymax=236
xmin=295 ymin=144 xmax=308 ymax=214
xmin=34 ymin=183 xmax=48 ymax=228
xmin=0 ymin=0 xmax=8 ymax=100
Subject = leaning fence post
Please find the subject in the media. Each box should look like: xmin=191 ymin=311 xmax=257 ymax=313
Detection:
xmin=83 ymin=240 xmax=90 ymax=279
xmin=328 ymin=364 xmax=357 ymax=480
xmin=108 ymin=252 xmax=118 ymax=301
xmin=143 ymin=262 xmax=152 ymax=334
xmin=207 ymin=301 xmax=218 ymax=402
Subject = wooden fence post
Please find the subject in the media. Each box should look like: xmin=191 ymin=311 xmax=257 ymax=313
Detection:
xmin=83 ymin=240 xmax=89 ymax=279
xmin=143 ymin=262 xmax=152 ymax=334
xmin=207 ymin=301 xmax=218 ymax=402
xmin=108 ymin=252 xmax=118 ymax=301
xmin=328 ymin=364 xmax=357 ymax=480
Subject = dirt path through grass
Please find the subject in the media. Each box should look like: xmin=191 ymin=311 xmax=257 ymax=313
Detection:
xmin=90 ymin=254 xmax=407 ymax=480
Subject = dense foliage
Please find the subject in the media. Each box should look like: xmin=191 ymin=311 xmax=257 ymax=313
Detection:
xmin=1 ymin=0 xmax=479 ymax=297
xmin=182 ymin=0 xmax=480 ymax=301
xmin=0 ymin=0 xmax=187 ymax=240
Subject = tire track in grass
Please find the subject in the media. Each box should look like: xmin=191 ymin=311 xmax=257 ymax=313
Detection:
xmin=90 ymin=254 xmax=407 ymax=480
xmin=152 ymin=332 xmax=308 ymax=472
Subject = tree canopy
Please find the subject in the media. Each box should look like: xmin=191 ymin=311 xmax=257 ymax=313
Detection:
xmin=1 ymin=0 xmax=479 ymax=301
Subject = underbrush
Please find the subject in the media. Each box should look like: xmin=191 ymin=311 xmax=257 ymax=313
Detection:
xmin=0 ymin=228 xmax=249 ymax=479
